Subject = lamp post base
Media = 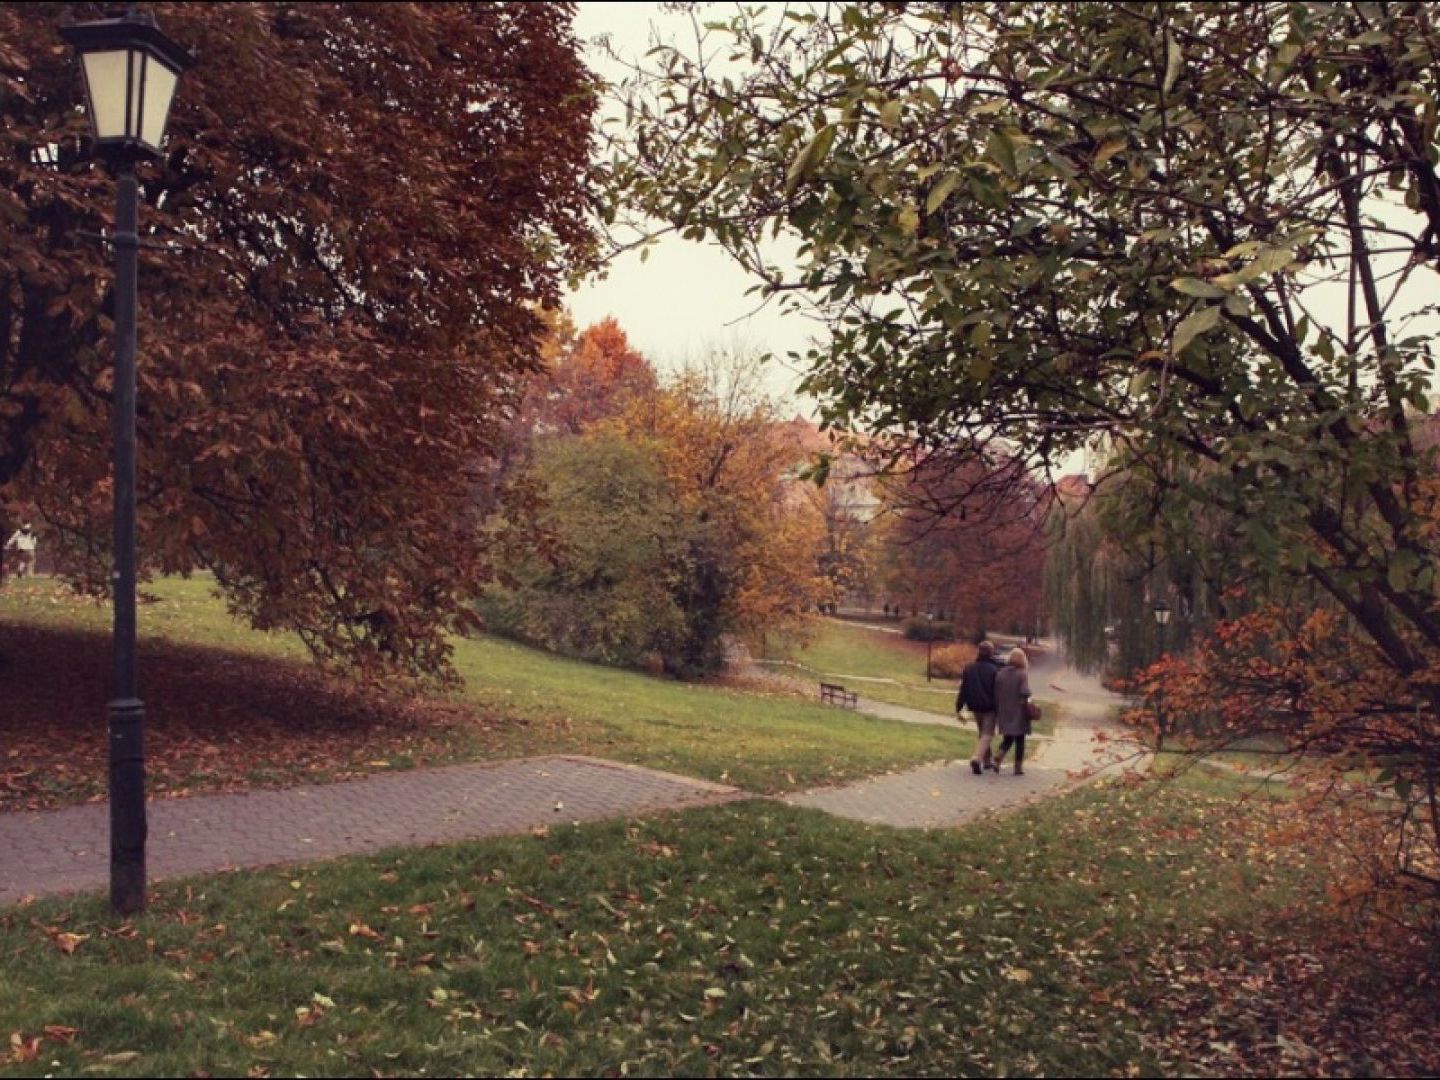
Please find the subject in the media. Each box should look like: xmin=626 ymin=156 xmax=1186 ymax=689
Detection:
xmin=108 ymin=696 xmax=147 ymax=914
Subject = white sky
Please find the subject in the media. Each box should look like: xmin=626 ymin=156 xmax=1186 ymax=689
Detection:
xmin=567 ymin=2 xmax=818 ymax=413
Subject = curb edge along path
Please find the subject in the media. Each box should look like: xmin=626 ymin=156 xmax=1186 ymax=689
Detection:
xmin=786 ymin=655 xmax=1143 ymax=829
xmin=0 ymin=755 xmax=747 ymax=906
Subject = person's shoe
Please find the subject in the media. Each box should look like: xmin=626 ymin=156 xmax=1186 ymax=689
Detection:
xmin=970 ymin=760 xmax=982 ymax=775
xmin=1014 ymin=766 xmax=1025 ymax=776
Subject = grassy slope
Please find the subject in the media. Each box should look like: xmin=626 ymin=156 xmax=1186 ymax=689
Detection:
xmin=0 ymin=578 xmax=966 ymax=797
xmin=5 ymin=585 xmax=1433 ymax=1075
xmin=4 ymin=781 xmax=1415 ymax=1078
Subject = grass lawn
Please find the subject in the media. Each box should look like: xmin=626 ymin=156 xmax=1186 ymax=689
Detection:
xmin=3 ymin=780 xmax=1435 ymax=1077
xmin=759 ymin=619 xmax=956 ymax=714
xmin=0 ymin=574 xmax=305 ymax=659
xmin=761 ymin=619 xmax=1058 ymax=735
xmin=0 ymin=578 xmax=968 ymax=807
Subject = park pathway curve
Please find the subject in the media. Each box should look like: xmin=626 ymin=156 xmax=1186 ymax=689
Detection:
xmin=1 ymin=654 xmax=1141 ymax=905
xmin=786 ymin=651 xmax=1143 ymax=828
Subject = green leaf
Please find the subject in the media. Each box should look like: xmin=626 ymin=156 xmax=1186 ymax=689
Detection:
xmin=1093 ymin=139 xmax=1127 ymax=167
xmin=1170 ymin=277 xmax=1226 ymax=299
xmin=1172 ymin=305 xmax=1222 ymax=355
xmin=785 ymin=124 xmax=837 ymax=196
xmin=1236 ymin=244 xmax=1298 ymax=282
xmin=1163 ymin=32 xmax=1183 ymax=95
xmin=969 ymin=98 xmax=1008 ymax=117
xmin=1222 ymin=292 xmax=1251 ymax=317
xmin=926 ymin=172 xmax=962 ymax=214
xmin=987 ymin=129 xmax=1019 ymax=177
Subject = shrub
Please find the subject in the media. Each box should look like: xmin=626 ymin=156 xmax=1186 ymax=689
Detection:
xmin=927 ymin=643 xmax=977 ymax=681
xmin=903 ymin=618 xmax=957 ymax=642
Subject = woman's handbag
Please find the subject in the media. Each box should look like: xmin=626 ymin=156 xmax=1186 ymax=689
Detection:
xmin=1022 ymin=700 xmax=1041 ymax=733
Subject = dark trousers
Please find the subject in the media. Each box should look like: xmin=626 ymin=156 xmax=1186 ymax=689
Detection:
xmin=996 ymin=735 xmax=1025 ymax=768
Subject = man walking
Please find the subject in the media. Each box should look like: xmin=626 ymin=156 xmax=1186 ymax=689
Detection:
xmin=957 ymin=640 xmax=1004 ymax=774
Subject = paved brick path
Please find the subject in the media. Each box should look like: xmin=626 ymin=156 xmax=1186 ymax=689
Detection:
xmin=0 ymin=756 xmax=744 ymax=905
xmin=785 ymin=758 xmax=1073 ymax=827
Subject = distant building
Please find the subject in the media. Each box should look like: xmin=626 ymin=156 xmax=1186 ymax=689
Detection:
xmin=775 ymin=416 xmax=881 ymax=523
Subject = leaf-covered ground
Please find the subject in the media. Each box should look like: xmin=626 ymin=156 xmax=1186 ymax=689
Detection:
xmin=3 ymin=782 xmax=1436 ymax=1077
xmin=0 ymin=619 xmax=494 ymax=812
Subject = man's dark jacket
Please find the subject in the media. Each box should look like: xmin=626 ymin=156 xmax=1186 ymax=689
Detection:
xmin=956 ymin=655 xmax=1004 ymax=714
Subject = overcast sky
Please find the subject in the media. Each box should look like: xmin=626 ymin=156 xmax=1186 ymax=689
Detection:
xmin=567 ymin=3 xmax=818 ymax=413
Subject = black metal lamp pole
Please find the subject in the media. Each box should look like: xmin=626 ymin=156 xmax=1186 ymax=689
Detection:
xmin=61 ymin=6 xmax=193 ymax=916
xmin=925 ymin=611 xmax=935 ymax=682
xmin=109 ymin=168 xmax=146 ymax=914
xmin=1153 ymin=599 xmax=1171 ymax=754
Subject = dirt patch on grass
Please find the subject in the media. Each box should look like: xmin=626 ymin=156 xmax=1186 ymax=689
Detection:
xmin=0 ymin=622 xmax=510 ymax=811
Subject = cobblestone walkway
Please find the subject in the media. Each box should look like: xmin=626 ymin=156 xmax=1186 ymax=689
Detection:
xmin=0 ymin=756 xmax=744 ymax=905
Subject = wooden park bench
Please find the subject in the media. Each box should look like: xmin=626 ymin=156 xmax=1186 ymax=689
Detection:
xmin=819 ymin=682 xmax=858 ymax=709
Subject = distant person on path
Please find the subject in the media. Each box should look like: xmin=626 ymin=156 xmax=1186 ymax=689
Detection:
xmin=4 ymin=522 xmax=37 ymax=578
xmin=957 ymin=640 xmax=1004 ymax=774
xmin=993 ymin=646 xmax=1033 ymax=776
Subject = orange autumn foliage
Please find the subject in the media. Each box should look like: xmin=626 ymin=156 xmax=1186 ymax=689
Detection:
xmin=1128 ymin=598 xmax=1440 ymax=936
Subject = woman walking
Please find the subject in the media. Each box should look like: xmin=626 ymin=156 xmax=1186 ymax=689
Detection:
xmin=993 ymin=647 xmax=1033 ymax=775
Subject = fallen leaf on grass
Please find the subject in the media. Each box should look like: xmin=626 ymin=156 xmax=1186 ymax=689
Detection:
xmin=49 ymin=930 xmax=88 ymax=955
xmin=8 ymin=1033 xmax=41 ymax=1064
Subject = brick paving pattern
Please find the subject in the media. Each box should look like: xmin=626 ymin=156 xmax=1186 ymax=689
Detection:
xmin=0 ymin=755 xmax=744 ymax=905
xmin=785 ymin=758 xmax=1071 ymax=828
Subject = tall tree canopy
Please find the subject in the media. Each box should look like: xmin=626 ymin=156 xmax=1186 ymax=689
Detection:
xmin=0 ymin=3 xmax=597 ymax=673
xmin=878 ymin=451 xmax=1048 ymax=639
xmin=484 ymin=334 xmax=827 ymax=677
xmin=612 ymin=0 xmax=1440 ymax=916
xmin=614 ymin=0 xmax=1440 ymax=669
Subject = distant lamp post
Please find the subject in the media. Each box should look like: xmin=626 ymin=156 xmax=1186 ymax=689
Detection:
xmin=61 ymin=6 xmax=194 ymax=916
xmin=925 ymin=611 xmax=935 ymax=682
xmin=1152 ymin=599 xmax=1172 ymax=752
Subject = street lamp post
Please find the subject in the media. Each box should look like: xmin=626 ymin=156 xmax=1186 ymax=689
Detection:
xmin=61 ymin=7 xmax=193 ymax=916
xmin=1152 ymin=599 xmax=1172 ymax=753
xmin=925 ymin=611 xmax=935 ymax=682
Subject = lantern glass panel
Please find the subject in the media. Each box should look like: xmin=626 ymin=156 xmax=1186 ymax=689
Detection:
xmin=139 ymin=57 xmax=177 ymax=151
xmin=81 ymin=49 xmax=132 ymax=140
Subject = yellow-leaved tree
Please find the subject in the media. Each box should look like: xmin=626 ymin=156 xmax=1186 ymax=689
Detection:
xmin=612 ymin=351 xmax=828 ymax=675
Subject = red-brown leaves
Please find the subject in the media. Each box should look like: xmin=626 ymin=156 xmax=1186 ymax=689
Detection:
xmin=0 ymin=621 xmax=496 ymax=813
xmin=1128 ymin=601 xmax=1440 ymax=937
xmin=1 ymin=4 xmax=599 ymax=678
